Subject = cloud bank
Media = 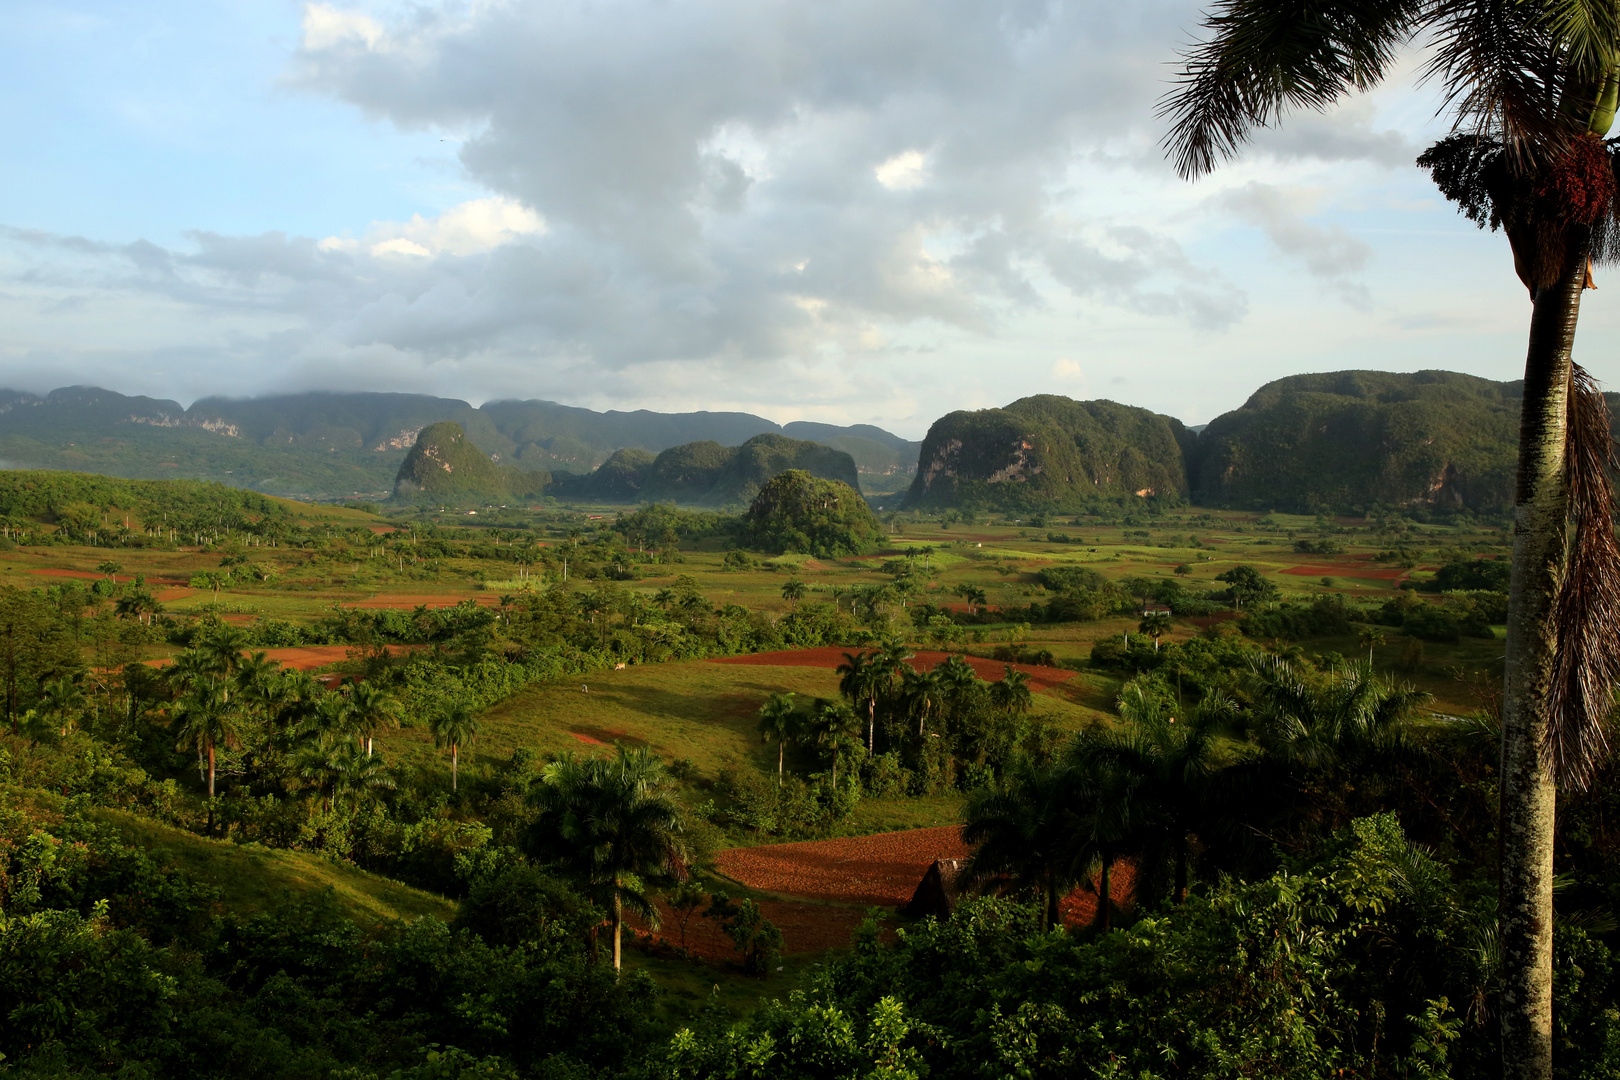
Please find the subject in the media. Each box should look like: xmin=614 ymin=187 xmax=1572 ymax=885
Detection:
xmin=0 ymin=0 xmax=1468 ymax=433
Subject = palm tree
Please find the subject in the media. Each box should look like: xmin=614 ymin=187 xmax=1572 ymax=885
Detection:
xmin=1138 ymin=611 xmax=1172 ymax=652
xmin=1242 ymin=655 xmax=1430 ymax=782
xmin=1077 ymin=685 xmax=1236 ymax=907
xmin=805 ymin=698 xmax=861 ymax=786
xmin=1164 ymin=11 xmax=1620 ymax=1074
xmin=528 ymin=747 xmax=688 ymax=971
xmin=347 ymin=681 xmax=402 ymax=757
xmin=1358 ymin=627 xmax=1387 ymax=665
xmin=172 ymin=680 xmax=241 ymax=834
xmin=837 ymin=650 xmax=886 ymax=752
xmin=296 ymin=740 xmax=396 ymax=811
xmin=935 ymin=654 xmax=981 ymax=708
xmin=961 ymin=757 xmax=1088 ymax=931
xmin=757 ymin=692 xmax=798 ymax=786
xmin=38 ymin=676 xmax=87 ymax=738
xmin=430 ymin=704 xmax=480 ymax=791
xmin=990 ymin=666 xmax=1033 ymax=717
xmin=781 ymin=578 xmax=807 ymax=611
xmin=900 ymin=666 xmax=947 ymax=738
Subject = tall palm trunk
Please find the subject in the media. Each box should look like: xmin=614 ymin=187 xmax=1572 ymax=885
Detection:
xmin=206 ymin=739 xmax=216 ymax=835
xmin=451 ymin=743 xmax=459 ymax=792
xmin=1097 ymin=856 xmax=1112 ymax=931
xmin=1501 ymin=233 xmax=1588 ymax=1080
xmin=867 ymin=697 xmax=875 ymax=753
xmin=777 ymin=739 xmax=785 ymax=786
xmin=612 ymin=892 xmax=623 ymax=972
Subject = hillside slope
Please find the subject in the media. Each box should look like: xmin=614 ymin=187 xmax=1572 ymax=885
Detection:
xmin=904 ymin=395 xmax=1194 ymax=511
xmin=559 ymin=433 xmax=863 ymax=505
xmin=99 ymin=807 xmax=455 ymax=923
xmin=393 ymin=422 xmax=550 ymax=502
xmin=1189 ymin=370 xmax=1526 ymax=512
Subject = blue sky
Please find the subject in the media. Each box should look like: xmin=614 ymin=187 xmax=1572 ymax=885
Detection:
xmin=4 ymin=0 xmax=1616 ymax=438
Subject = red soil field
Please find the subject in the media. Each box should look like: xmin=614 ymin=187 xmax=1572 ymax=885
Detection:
xmin=626 ymin=895 xmax=872 ymax=959
xmin=714 ymin=825 xmax=972 ymax=905
xmin=144 ymin=644 xmax=426 ymax=672
xmin=710 ymin=647 xmax=1075 ymax=692
xmin=689 ymin=826 xmax=1136 ymax=956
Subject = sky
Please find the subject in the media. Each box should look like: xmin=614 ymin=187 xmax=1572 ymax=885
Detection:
xmin=4 ymin=0 xmax=1620 ymax=439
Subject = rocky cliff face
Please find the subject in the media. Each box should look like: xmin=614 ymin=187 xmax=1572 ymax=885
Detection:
xmin=392 ymin=423 xmax=548 ymax=502
xmin=903 ymin=395 xmax=1193 ymax=510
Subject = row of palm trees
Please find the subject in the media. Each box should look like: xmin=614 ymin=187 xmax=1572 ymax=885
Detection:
xmin=962 ymin=656 xmax=1430 ymax=932
xmin=834 ymin=645 xmax=1034 ymax=752
xmin=161 ymin=629 xmax=481 ymax=831
xmin=756 ymin=692 xmax=863 ymax=785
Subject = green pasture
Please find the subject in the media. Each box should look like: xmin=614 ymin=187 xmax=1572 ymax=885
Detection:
xmin=95 ymin=806 xmax=456 ymax=924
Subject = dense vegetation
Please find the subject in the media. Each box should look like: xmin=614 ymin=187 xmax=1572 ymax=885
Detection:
xmin=904 ymin=395 xmax=1196 ymax=512
xmin=393 ymin=426 xmax=865 ymax=509
xmin=1190 ymin=371 xmax=1526 ymax=513
xmin=553 ymin=433 xmax=864 ymax=506
xmin=742 ymin=471 xmax=883 ymax=556
xmin=393 ymin=422 xmax=551 ymax=503
xmin=0 ymin=467 xmax=1617 ymax=1077
xmin=0 ymin=386 xmax=916 ymax=500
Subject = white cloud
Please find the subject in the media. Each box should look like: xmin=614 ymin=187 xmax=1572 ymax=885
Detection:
xmin=875 ymin=150 xmax=929 ymax=191
xmin=8 ymin=0 xmax=1580 ymax=429
xmin=299 ymin=3 xmax=383 ymax=52
xmin=369 ymin=237 xmax=431 ymax=257
xmin=321 ymin=197 xmax=546 ymax=259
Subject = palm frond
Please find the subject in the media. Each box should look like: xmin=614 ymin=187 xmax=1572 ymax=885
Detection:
xmin=1426 ymin=0 xmax=1566 ymax=157
xmin=1160 ymin=0 xmax=1427 ymax=178
xmin=1542 ymin=0 xmax=1620 ymax=82
xmin=1546 ymin=362 xmax=1620 ymax=789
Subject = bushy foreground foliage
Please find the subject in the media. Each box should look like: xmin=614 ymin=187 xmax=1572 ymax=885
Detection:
xmin=662 ymin=816 xmax=1620 ymax=1079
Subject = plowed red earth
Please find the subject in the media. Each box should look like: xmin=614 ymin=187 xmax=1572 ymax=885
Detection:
xmin=709 ymin=647 xmax=1074 ymax=691
xmin=715 ymin=825 xmax=972 ymax=905
xmin=144 ymin=644 xmax=425 ymax=671
xmin=642 ymin=827 xmax=1136 ymax=959
xmin=626 ymin=896 xmax=872 ymax=958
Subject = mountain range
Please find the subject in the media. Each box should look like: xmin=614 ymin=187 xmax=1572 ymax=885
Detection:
xmin=2 ymin=371 xmax=1605 ymax=514
xmin=0 ymin=387 xmax=919 ymax=500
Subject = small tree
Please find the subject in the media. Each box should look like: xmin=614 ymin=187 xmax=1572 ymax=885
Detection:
xmin=703 ymin=891 xmax=783 ymax=976
xmin=1358 ymin=628 xmax=1387 ymax=666
xmin=430 ymin=704 xmax=480 ymax=791
xmin=781 ymin=578 xmax=807 ymax=611
xmin=1215 ymin=565 xmax=1277 ymax=609
xmin=666 ymin=880 xmax=707 ymax=956
xmin=1139 ymin=611 xmax=1173 ymax=652
xmin=757 ymin=692 xmax=798 ymax=786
